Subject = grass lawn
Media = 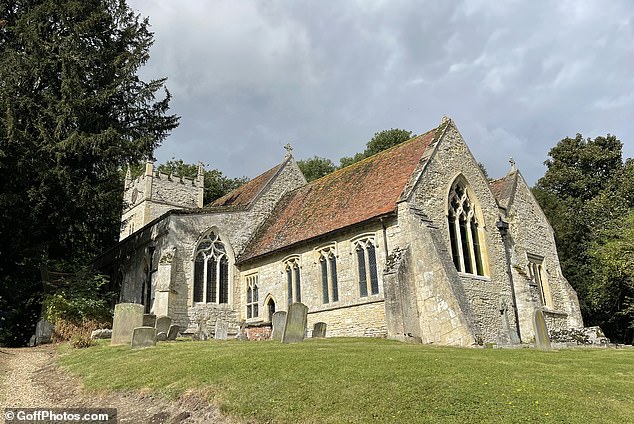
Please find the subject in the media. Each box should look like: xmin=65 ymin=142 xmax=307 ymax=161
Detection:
xmin=58 ymin=338 xmax=634 ymax=423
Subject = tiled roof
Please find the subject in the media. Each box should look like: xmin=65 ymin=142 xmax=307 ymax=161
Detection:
xmin=489 ymin=171 xmax=517 ymax=210
xmin=210 ymin=161 xmax=285 ymax=208
xmin=239 ymin=128 xmax=439 ymax=262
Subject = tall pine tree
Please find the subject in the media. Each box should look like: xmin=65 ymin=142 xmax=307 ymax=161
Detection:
xmin=0 ymin=0 xmax=178 ymax=345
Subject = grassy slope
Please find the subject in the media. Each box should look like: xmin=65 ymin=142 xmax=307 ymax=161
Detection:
xmin=59 ymin=338 xmax=634 ymax=423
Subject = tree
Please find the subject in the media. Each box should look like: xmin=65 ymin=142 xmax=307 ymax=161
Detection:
xmin=297 ymin=156 xmax=336 ymax=182
xmin=0 ymin=0 xmax=178 ymax=346
xmin=590 ymin=211 xmax=634 ymax=344
xmin=339 ymin=128 xmax=414 ymax=168
xmin=533 ymin=133 xmax=634 ymax=343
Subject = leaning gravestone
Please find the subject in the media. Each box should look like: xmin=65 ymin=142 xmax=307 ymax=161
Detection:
xmin=533 ymin=309 xmax=552 ymax=350
xmin=111 ymin=303 xmax=144 ymax=346
xmin=215 ymin=319 xmax=229 ymax=340
xmin=155 ymin=316 xmax=172 ymax=335
xmin=131 ymin=326 xmax=157 ymax=349
xmin=282 ymin=302 xmax=308 ymax=344
xmin=271 ymin=311 xmax=287 ymax=341
xmin=312 ymin=322 xmax=327 ymax=338
xmin=167 ymin=325 xmax=180 ymax=341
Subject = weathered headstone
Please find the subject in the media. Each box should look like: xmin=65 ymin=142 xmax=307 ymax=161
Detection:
xmin=312 ymin=322 xmax=327 ymax=338
xmin=91 ymin=329 xmax=113 ymax=340
xmin=215 ymin=319 xmax=229 ymax=340
xmin=156 ymin=332 xmax=167 ymax=341
xmin=111 ymin=303 xmax=144 ymax=346
xmin=235 ymin=322 xmax=248 ymax=341
xmin=143 ymin=314 xmax=157 ymax=327
xmin=533 ymin=309 xmax=551 ymax=350
xmin=35 ymin=318 xmax=54 ymax=345
xmin=271 ymin=311 xmax=287 ymax=341
xmin=131 ymin=326 xmax=157 ymax=349
xmin=155 ymin=316 xmax=172 ymax=335
xmin=282 ymin=302 xmax=308 ymax=344
xmin=167 ymin=325 xmax=180 ymax=341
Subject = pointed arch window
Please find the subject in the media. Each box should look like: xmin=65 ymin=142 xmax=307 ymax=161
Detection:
xmin=284 ymin=257 xmax=302 ymax=306
xmin=246 ymin=274 xmax=259 ymax=319
xmin=448 ymin=180 xmax=485 ymax=276
xmin=355 ymin=238 xmax=379 ymax=297
xmin=193 ymin=232 xmax=230 ymax=303
xmin=528 ymin=254 xmax=552 ymax=308
xmin=318 ymin=246 xmax=339 ymax=304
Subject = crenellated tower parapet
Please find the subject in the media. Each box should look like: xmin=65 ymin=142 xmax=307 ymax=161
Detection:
xmin=120 ymin=161 xmax=204 ymax=240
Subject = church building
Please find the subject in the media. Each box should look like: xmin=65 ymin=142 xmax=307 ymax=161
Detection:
xmin=93 ymin=117 xmax=583 ymax=346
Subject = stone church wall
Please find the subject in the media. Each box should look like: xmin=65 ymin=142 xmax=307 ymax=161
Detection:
xmin=409 ymin=122 xmax=515 ymax=344
xmin=239 ymin=219 xmax=396 ymax=338
xmin=505 ymin=173 xmax=583 ymax=340
xmin=161 ymin=159 xmax=306 ymax=331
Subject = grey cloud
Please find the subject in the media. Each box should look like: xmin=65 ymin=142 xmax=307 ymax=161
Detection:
xmin=129 ymin=0 xmax=634 ymax=184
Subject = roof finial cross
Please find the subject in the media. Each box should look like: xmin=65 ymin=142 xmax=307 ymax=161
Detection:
xmin=509 ymin=157 xmax=516 ymax=172
xmin=284 ymin=143 xmax=293 ymax=158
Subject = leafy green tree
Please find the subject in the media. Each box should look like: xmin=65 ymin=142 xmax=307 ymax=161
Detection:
xmin=590 ymin=211 xmax=634 ymax=344
xmin=0 ymin=0 xmax=178 ymax=346
xmin=297 ymin=156 xmax=336 ymax=182
xmin=339 ymin=128 xmax=414 ymax=168
xmin=533 ymin=133 xmax=634 ymax=342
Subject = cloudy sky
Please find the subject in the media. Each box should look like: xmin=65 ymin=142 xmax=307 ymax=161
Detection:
xmin=128 ymin=0 xmax=633 ymax=185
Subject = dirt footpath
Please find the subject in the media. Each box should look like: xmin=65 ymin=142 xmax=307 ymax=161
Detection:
xmin=0 ymin=344 xmax=237 ymax=424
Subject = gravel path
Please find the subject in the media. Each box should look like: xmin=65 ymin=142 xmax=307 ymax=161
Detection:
xmin=0 ymin=344 xmax=237 ymax=424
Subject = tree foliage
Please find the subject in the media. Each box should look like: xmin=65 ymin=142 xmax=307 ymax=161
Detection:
xmin=534 ymin=133 xmax=634 ymax=343
xmin=0 ymin=0 xmax=178 ymax=346
xmin=297 ymin=156 xmax=336 ymax=182
xmin=339 ymin=128 xmax=414 ymax=168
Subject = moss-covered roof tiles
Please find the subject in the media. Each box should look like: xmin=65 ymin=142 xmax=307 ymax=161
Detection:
xmin=210 ymin=162 xmax=284 ymax=208
xmin=240 ymin=128 xmax=439 ymax=262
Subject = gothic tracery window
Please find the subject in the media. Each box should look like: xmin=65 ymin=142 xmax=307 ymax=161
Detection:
xmin=319 ymin=246 xmax=339 ymax=304
xmin=448 ymin=179 xmax=485 ymax=276
xmin=355 ymin=238 xmax=379 ymax=297
xmin=528 ymin=254 xmax=552 ymax=308
xmin=193 ymin=232 xmax=230 ymax=304
xmin=246 ymin=274 xmax=259 ymax=319
xmin=284 ymin=257 xmax=301 ymax=306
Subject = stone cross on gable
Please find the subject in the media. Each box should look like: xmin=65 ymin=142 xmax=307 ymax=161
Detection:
xmin=509 ymin=157 xmax=516 ymax=172
xmin=284 ymin=143 xmax=293 ymax=158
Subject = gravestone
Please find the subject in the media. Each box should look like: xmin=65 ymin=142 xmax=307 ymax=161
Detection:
xmin=143 ymin=314 xmax=157 ymax=327
xmin=282 ymin=302 xmax=308 ymax=344
xmin=156 ymin=332 xmax=167 ymax=341
xmin=271 ymin=311 xmax=287 ymax=341
xmin=111 ymin=303 xmax=144 ymax=346
xmin=155 ymin=316 xmax=172 ymax=335
xmin=533 ymin=309 xmax=552 ymax=350
xmin=167 ymin=325 xmax=180 ymax=341
xmin=35 ymin=319 xmax=54 ymax=345
xmin=215 ymin=319 xmax=229 ymax=340
xmin=90 ymin=329 xmax=112 ymax=340
xmin=131 ymin=326 xmax=157 ymax=349
xmin=312 ymin=322 xmax=327 ymax=338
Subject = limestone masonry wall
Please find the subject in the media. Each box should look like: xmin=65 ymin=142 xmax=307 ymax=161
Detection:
xmin=409 ymin=122 xmax=515 ymax=344
xmin=505 ymin=173 xmax=583 ymax=340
